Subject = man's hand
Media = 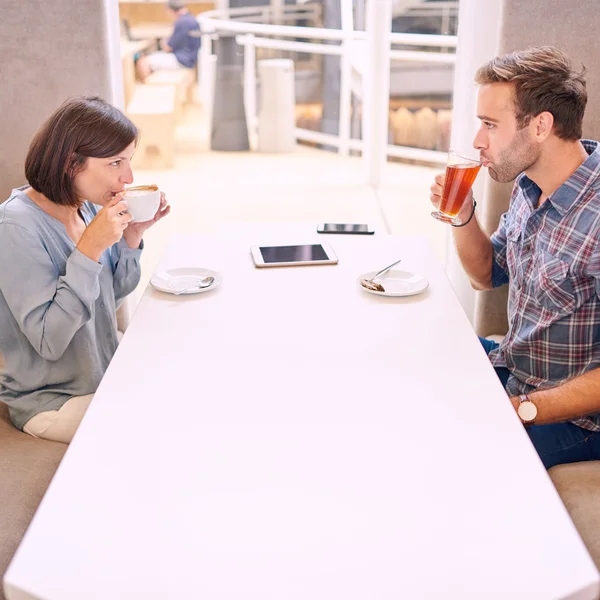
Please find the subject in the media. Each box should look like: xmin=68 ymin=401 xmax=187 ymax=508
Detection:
xmin=160 ymin=38 xmax=172 ymax=52
xmin=430 ymin=172 xmax=474 ymax=221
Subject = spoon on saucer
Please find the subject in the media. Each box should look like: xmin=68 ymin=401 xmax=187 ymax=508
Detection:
xmin=174 ymin=276 xmax=215 ymax=295
xmin=360 ymin=258 xmax=402 ymax=292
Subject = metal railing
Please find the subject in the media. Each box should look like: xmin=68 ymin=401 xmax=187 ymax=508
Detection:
xmin=197 ymin=3 xmax=456 ymax=165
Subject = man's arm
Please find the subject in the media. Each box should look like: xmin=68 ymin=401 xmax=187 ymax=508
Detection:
xmin=167 ymin=20 xmax=186 ymax=53
xmin=430 ymin=174 xmax=495 ymax=290
xmin=510 ymin=368 xmax=600 ymax=425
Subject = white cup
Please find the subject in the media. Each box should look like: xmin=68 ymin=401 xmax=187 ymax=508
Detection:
xmin=122 ymin=185 xmax=160 ymax=223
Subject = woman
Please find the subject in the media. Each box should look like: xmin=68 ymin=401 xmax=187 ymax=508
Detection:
xmin=0 ymin=96 xmax=170 ymax=443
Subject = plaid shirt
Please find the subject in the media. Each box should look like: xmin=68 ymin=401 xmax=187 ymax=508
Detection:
xmin=489 ymin=139 xmax=600 ymax=432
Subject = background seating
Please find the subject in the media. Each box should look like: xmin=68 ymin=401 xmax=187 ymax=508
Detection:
xmin=549 ymin=462 xmax=600 ymax=570
xmin=127 ymin=84 xmax=178 ymax=170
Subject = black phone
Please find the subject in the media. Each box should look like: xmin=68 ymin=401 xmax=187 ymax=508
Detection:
xmin=316 ymin=223 xmax=375 ymax=235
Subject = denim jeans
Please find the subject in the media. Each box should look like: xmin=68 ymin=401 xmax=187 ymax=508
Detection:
xmin=479 ymin=337 xmax=600 ymax=469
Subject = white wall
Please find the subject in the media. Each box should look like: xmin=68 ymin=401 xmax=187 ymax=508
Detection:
xmin=444 ymin=0 xmax=504 ymax=322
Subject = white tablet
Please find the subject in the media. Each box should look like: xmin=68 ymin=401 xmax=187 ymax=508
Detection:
xmin=250 ymin=243 xmax=339 ymax=268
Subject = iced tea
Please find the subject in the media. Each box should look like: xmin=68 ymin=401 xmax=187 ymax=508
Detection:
xmin=440 ymin=163 xmax=482 ymax=217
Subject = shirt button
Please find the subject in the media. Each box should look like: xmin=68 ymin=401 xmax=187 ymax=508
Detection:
xmin=100 ymin=302 xmax=105 ymax=309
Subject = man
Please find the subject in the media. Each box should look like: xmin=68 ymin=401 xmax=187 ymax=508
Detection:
xmin=430 ymin=46 xmax=600 ymax=468
xmin=136 ymin=0 xmax=200 ymax=81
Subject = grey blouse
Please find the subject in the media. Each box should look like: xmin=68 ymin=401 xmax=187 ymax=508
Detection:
xmin=0 ymin=187 xmax=142 ymax=429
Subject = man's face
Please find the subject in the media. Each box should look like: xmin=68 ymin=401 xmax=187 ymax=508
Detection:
xmin=473 ymin=82 xmax=540 ymax=183
xmin=72 ymin=141 xmax=135 ymax=206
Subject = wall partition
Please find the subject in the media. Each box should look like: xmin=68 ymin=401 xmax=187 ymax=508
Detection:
xmin=0 ymin=0 xmax=122 ymax=202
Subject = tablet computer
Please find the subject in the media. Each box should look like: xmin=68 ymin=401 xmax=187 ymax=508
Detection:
xmin=250 ymin=243 xmax=339 ymax=268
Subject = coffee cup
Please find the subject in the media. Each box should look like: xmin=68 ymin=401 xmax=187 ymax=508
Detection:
xmin=122 ymin=185 xmax=160 ymax=223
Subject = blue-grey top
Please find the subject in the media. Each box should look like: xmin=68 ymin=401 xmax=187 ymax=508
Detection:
xmin=0 ymin=187 xmax=142 ymax=429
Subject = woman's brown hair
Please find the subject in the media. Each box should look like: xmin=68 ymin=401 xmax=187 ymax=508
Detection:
xmin=25 ymin=96 xmax=138 ymax=207
xmin=475 ymin=46 xmax=587 ymax=141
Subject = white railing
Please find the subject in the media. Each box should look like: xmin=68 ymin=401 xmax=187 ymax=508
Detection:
xmin=197 ymin=3 xmax=456 ymax=166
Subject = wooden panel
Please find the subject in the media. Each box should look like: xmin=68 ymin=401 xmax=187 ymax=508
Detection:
xmin=119 ymin=2 xmax=214 ymax=24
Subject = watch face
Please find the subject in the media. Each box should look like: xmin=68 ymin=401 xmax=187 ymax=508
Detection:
xmin=518 ymin=401 xmax=537 ymax=423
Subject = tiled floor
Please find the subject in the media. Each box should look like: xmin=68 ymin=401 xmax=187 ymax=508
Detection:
xmin=130 ymin=104 xmax=446 ymax=304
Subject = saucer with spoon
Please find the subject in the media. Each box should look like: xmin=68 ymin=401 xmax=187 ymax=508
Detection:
xmin=151 ymin=267 xmax=222 ymax=295
xmin=357 ymin=259 xmax=428 ymax=297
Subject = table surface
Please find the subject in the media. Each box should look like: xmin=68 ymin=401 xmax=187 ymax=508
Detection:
xmin=4 ymin=224 xmax=599 ymax=600
xmin=128 ymin=22 xmax=172 ymax=40
xmin=120 ymin=38 xmax=154 ymax=60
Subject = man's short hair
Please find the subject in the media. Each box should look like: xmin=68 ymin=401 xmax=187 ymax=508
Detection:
xmin=167 ymin=0 xmax=186 ymax=11
xmin=475 ymin=46 xmax=587 ymax=141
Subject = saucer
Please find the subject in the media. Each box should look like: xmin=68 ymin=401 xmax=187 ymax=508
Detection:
xmin=151 ymin=267 xmax=222 ymax=295
xmin=357 ymin=269 xmax=428 ymax=297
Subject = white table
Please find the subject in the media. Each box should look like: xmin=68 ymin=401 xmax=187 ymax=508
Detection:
xmin=5 ymin=225 xmax=600 ymax=600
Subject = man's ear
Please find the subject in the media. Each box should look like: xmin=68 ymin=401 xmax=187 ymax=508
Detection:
xmin=534 ymin=111 xmax=554 ymax=142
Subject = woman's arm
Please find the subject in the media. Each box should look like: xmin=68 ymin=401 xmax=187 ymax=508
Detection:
xmin=0 ymin=223 xmax=103 ymax=361
xmin=111 ymin=238 xmax=143 ymax=303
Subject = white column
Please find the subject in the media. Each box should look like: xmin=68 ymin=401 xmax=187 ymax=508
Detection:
xmin=337 ymin=0 xmax=353 ymax=156
xmin=104 ymin=0 xmax=135 ymax=323
xmin=362 ymin=0 xmax=392 ymax=186
xmin=103 ymin=0 xmax=124 ymax=109
xmin=271 ymin=0 xmax=284 ymax=24
xmin=444 ymin=0 xmax=503 ymax=321
xmin=243 ymin=36 xmax=257 ymax=148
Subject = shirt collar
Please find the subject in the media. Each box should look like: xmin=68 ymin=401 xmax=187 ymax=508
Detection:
xmin=518 ymin=140 xmax=600 ymax=216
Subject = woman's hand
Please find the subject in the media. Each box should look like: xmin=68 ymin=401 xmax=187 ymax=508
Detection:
xmin=77 ymin=194 xmax=132 ymax=262
xmin=122 ymin=191 xmax=171 ymax=250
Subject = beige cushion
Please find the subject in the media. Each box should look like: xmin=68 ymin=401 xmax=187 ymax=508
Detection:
xmin=0 ymin=402 xmax=67 ymax=600
xmin=549 ymin=461 xmax=600 ymax=570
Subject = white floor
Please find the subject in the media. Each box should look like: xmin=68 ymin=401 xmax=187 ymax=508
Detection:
xmin=130 ymin=105 xmax=446 ymax=305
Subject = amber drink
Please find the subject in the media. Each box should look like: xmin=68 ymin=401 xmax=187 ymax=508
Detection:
xmin=432 ymin=151 xmax=482 ymax=225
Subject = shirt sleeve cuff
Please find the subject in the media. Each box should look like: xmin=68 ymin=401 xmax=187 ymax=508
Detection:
xmin=70 ymin=248 xmax=104 ymax=274
xmin=116 ymin=237 xmax=144 ymax=256
xmin=64 ymin=249 xmax=104 ymax=306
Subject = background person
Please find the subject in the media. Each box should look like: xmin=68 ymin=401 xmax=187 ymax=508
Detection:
xmin=136 ymin=0 xmax=201 ymax=81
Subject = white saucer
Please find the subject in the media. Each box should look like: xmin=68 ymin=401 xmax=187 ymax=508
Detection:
xmin=357 ymin=269 xmax=428 ymax=297
xmin=151 ymin=267 xmax=222 ymax=295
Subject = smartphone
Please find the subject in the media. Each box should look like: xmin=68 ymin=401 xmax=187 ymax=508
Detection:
xmin=316 ymin=223 xmax=375 ymax=235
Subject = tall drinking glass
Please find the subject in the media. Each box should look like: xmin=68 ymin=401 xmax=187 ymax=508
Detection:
xmin=431 ymin=151 xmax=482 ymax=226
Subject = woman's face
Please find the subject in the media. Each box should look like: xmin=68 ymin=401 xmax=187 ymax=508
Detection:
xmin=72 ymin=141 xmax=136 ymax=206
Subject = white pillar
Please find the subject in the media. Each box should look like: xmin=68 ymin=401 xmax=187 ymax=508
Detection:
xmin=362 ymin=0 xmax=392 ymax=186
xmin=444 ymin=0 xmax=503 ymax=321
xmin=271 ymin=0 xmax=284 ymax=24
xmin=103 ymin=0 xmax=124 ymax=109
xmin=337 ymin=0 xmax=353 ymax=156
xmin=243 ymin=36 xmax=257 ymax=147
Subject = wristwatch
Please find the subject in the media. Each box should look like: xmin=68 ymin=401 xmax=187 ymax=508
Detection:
xmin=517 ymin=394 xmax=537 ymax=424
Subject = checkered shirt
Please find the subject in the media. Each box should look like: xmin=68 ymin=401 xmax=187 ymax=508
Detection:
xmin=489 ymin=140 xmax=600 ymax=431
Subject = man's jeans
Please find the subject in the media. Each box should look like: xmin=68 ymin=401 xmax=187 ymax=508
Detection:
xmin=480 ymin=337 xmax=600 ymax=469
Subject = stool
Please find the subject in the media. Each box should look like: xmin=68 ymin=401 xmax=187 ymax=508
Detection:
xmin=127 ymin=84 xmax=176 ymax=170
xmin=144 ymin=68 xmax=195 ymax=123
